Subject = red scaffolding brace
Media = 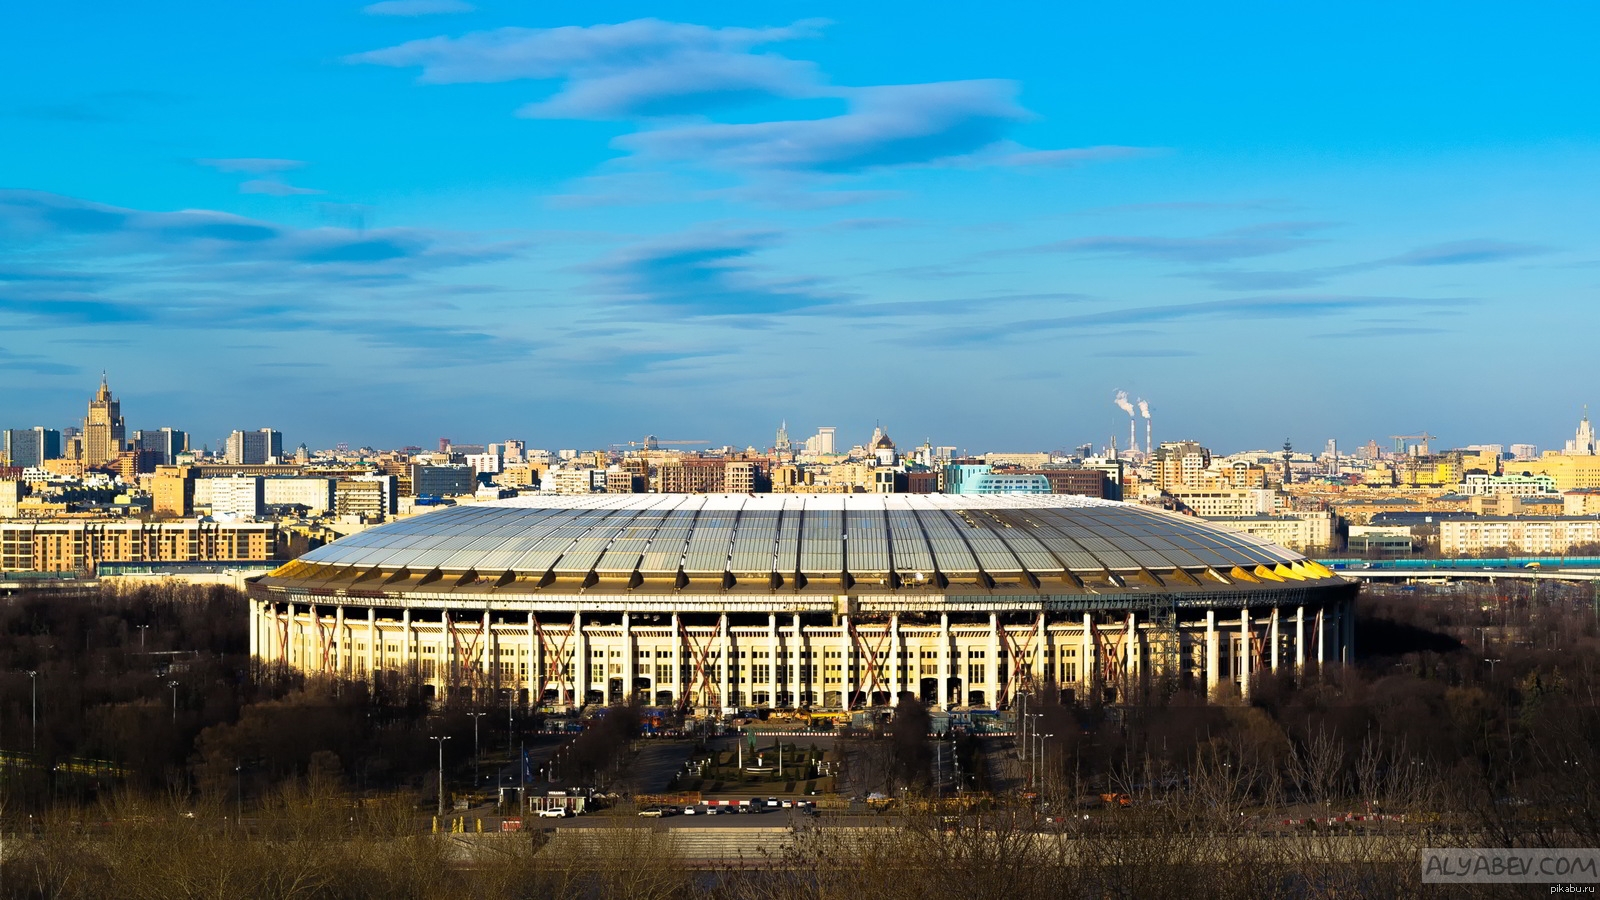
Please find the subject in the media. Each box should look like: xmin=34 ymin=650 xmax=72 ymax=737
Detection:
xmin=847 ymin=620 xmax=893 ymax=708
xmin=997 ymin=624 xmax=1038 ymax=707
xmin=532 ymin=618 xmax=574 ymax=705
xmin=676 ymin=628 xmax=722 ymax=714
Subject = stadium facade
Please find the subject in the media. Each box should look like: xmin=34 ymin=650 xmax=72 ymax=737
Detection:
xmin=247 ymin=494 xmax=1356 ymax=710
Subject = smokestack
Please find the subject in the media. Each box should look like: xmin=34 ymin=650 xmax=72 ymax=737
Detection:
xmin=1138 ymin=399 xmax=1151 ymax=455
xmin=1114 ymin=391 xmax=1136 ymax=454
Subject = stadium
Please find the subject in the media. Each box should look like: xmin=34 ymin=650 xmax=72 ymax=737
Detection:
xmin=248 ymin=494 xmax=1356 ymax=711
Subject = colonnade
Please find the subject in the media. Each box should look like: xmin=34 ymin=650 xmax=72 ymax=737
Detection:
xmin=250 ymin=596 xmax=1357 ymax=709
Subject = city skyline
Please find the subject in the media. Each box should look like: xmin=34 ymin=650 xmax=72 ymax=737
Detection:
xmin=4 ymin=3 xmax=1598 ymax=449
xmin=6 ymin=374 xmax=1599 ymax=459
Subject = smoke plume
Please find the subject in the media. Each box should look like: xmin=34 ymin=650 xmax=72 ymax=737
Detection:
xmin=1138 ymin=399 xmax=1150 ymax=419
xmin=1113 ymin=391 xmax=1135 ymax=416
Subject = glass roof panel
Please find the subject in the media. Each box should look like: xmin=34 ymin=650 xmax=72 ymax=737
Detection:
xmin=799 ymin=508 xmax=844 ymax=575
xmin=845 ymin=509 xmax=890 ymax=574
xmin=886 ymin=510 xmax=934 ymax=573
xmin=945 ymin=510 xmax=1023 ymax=573
xmin=729 ymin=510 xmax=780 ymax=573
xmin=916 ymin=510 xmax=979 ymax=574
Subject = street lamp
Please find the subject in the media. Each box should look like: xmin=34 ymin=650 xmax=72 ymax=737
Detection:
xmin=26 ymin=671 xmax=37 ymax=751
xmin=468 ymin=712 xmax=487 ymax=788
xmin=136 ymin=625 xmax=150 ymax=649
xmin=1037 ymin=734 xmax=1054 ymax=801
xmin=169 ymin=680 xmax=180 ymax=724
xmin=431 ymin=736 xmax=452 ymax=817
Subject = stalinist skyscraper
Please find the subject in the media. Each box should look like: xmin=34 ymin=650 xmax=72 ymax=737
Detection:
xmin=83 ymin=374 xmax=126 ymax=466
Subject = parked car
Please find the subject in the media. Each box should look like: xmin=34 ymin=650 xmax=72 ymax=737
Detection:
xmin=682 ymin=805 xmax=700 ymax=815
xmin=637 ymin=807 xmax=669 ymax=818
xmin=537 ymin=807 xmax=571 ymax=818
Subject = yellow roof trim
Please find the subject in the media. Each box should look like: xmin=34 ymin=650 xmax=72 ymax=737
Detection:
xmin=1274 ymin=563 xmax=1306 ymax=581
xmin=1252 ymin=564 xmax=1285 ymax=582
xmin=1229 ymin=565 xmax=1261 ymax=583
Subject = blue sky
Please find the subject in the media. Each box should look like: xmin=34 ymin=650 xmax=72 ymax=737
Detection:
xmin=3 ymin=2 xmax=1596 ymax=454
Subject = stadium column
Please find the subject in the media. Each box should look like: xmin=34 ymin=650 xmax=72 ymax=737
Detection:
xmin=1315 ymin=607 xmax=1326 ymax=666
xmin=622 ymin=612 xmax=633 ymax=705
xmin=1239 ymin=608 xmax=1252 ymax=698
xmin=249 ymin=600 xmax=260 ymax=659
xmin=1080 ymin=613 xmax=1093 ymax=697
xmin=531 ymin=608 xmax=544 ymax=701
xmin=1034 ymin=612 xmax=1046 ymax=694
xmin=768 ymin=614 xmax=779 ymax=708
xmin=938 ymin=612 xmax=950 ymax=710
xmin=988 ymin=613 xmax=1000 ymax=708
xmin=791 ymin=613 xmax=802 ymax=709
xmin=285 ymin=601 xmax=295 ymax=668
xmin=841 ymin=614 xmax=852 ymax=711
xmin=890 ymin=614 xmax=901 ymax=703
xmin=367 ymin=608 xmax=377 ymax=684
xmin=1125 ymin=612 xmax=1137 ymax=683
xmin=483 ymin=610 xmax=493 ymax=693
xmin=719 ymin=613 xmax=731 ymax=712
xmin=573 ymin=611 xmax=585 ymax=707
xmin=1294 ymin=605 xmax=1305 ymax=671
xmin=1204 ymin=610 xmax=1218 ymax=697
xmin=334 ymin=605 xmax=345 ymax=676
xmin=671 ymin=613 xmax=682 ymax=707
xmin=1269 ymin=607 xmax=1279 ymax=672
xmin=402 ymin=608 xmax=413 ymax=681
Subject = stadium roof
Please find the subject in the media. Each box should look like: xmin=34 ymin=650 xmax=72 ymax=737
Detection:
xmin=265 ymin=494 xmax=1341 ymax=596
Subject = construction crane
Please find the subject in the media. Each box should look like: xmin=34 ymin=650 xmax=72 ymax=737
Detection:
xmin=1388 ymin=432 xmax=1435 ymax=455
xmin=608 ymin=436 xmax=712 ymax=453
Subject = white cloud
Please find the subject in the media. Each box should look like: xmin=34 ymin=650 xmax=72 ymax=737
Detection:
xmin=362 ymin=0 xmax=475 ymax=16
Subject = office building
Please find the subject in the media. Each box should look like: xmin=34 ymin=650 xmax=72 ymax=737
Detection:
xmin=0 ymin=519 xmax=277 ymax=573
xmin=225 ymin=429 xmax=284 ymax=466
xmin=133 ymin=428 xmax=188 ymax=466
xmin=210 ymin=476 xmax=265 ymax=519
xmin=2 ymin=428 xmax=61 ymax=468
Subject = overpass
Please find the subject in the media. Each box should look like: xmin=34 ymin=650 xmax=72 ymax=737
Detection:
xmin=1319 ymin=557 xmax=1600 ymax=584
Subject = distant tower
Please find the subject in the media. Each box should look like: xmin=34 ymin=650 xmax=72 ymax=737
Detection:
xmin=1282 ymin=439 xmax=1293 ymax=485
xmin=775 ymin=420 xmax=791 ymax=453
xmin=83 ymin=373 xmax=126 ymax=466
xmin=1566 ymin=406 xmax=1596 ymax=455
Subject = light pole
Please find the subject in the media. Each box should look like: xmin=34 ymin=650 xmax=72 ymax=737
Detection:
xmin=468 ymin=712 xmax=486 ymax=789
xmin=26 ymin=671 xmax=37 ymax=751
xmin=1018 ymin=693 xmax=1028 ymax=763
xmin=431 ymin=736 xmax=451 ymax=817
xmin=1025 ymin=713 xmax=1042 ymax=786
xmin=137 ymin=625 xmax=150 ymax=649
xmin=169 ymin=680 xmax=180 ymax=724
xmin=1038 ymin=734 xmax=1054 ymax=803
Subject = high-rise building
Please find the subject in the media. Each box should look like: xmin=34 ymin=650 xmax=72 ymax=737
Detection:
xmin=1511 ymin=443 xmax=1539 ymax=461
xmin=803 ymin=427 xmax=837 ymax=455
xmin=775 ymin=421 xmax=792 ymax=453
xmin=133 ymin=427 xmax=188 ymax=466
xmin=83 ymin=375 xmax=126 ymax=466
xmin=210 ymin=475 xmax=265 ymax=519
xmin=1565 ymin=408 xmax=1596 ymax=456
xmin=224 ymin=429 xmax=284 ymax=465
xmin=1151 ymin=441 xmax=1212 ymax=491
xmin=2 ymin=428 xmax=62 ymax=468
